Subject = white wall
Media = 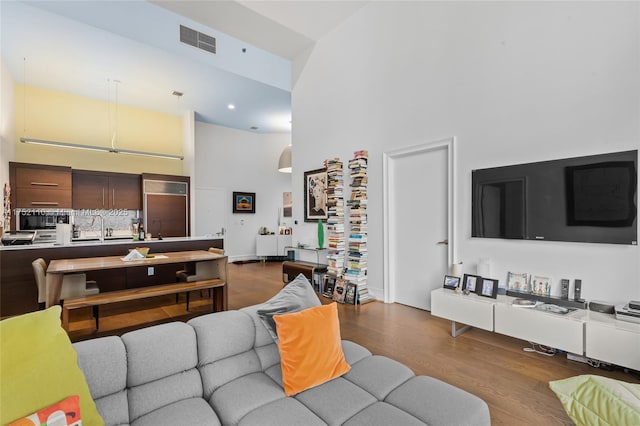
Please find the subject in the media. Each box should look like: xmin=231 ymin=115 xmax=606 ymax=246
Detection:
xmin=195 ymin=122 xmax=291 ymax=261
xmin=292 ymin=2 xmax=639 ymax=303
xmin=0 ymin=59 xmax=16 ymax=230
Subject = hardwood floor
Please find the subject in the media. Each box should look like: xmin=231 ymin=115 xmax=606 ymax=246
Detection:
xmin=67 ymin=261 xmax=639 ymax=425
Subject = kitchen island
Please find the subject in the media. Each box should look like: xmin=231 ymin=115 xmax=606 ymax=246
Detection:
xmin=0 ymin=237 xmax=224 ymax=317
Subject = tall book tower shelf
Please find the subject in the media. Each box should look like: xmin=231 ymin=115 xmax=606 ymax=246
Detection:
xmin=325 ymin=158 xmax=345 ymax=277
xmin=347 ymin=150 xmax=372 ymax=304
xmin=322 ymin=151 xmax=373 ymax=305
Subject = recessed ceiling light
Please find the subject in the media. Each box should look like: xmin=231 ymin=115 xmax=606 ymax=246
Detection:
xmin=172 ymin=90 xmax=183 ymax=97
xmin=227 ymin=104 xmax=235 ymax=110
xmin=250 ymin=126 xmax=259 ymax=130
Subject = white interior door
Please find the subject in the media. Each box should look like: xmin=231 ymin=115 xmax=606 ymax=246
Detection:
xmin=195 ymin=187 xmax=226 ymax=239
xmin=384 ymin=138 xmax=454 ymax=310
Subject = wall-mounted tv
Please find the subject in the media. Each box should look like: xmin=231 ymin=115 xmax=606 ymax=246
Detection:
xmin=472 ymin=150 xmax=637 ymax=245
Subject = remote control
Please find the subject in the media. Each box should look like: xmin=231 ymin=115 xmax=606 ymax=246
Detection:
xmin=574 ymin=279 xmax=582 ymax=301
xmin=560 ymin=279 xmax=569 ymax=300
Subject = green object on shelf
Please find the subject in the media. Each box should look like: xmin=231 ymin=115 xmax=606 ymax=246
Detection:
xmin=317 ymin=219 xmax=324 ymax=249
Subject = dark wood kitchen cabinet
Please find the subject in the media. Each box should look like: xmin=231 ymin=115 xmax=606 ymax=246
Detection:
xmin=73 ymin=170 xmax=142 ymax=210
xmin=10 ymin=162 xmax=73 ymax=210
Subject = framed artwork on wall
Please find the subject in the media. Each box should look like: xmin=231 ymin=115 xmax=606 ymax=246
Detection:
xmin=232 ymin=191 xmax=255 ymax=213
xmin=304 ymin=168 xmax=328 ymax=222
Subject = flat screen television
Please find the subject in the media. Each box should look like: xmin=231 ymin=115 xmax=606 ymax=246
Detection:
xmin=472 ymin=150 xmax=637 ymax=245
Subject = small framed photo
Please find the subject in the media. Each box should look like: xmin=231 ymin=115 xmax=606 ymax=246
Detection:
xmin=462 ymin=274 xmax=481 ymax=293
xmin=507 ymin=272 xmax=529 ymax=292
xmin=232 ymin=192 xmax=255 ymax=213
xmin=443 ymin=275 xmax=461 ymax=290
xmin=479 ymin=278 xmax=499 ymax=298
xmin=531 ymin=275 xmax=551 ymax=296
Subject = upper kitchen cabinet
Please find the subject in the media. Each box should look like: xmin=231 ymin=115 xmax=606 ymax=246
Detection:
xmin=73 ymin=170 xmax=142 ymax=210
xmin=10 ymin=162 xmax=72 ymax=209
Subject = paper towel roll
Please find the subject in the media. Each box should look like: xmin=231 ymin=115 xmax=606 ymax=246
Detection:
xmin=56 ymin=223 xmax=72 ymax=245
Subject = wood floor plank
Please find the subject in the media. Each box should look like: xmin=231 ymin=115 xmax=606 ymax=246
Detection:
xmin=66 ymin=261 xmax=639 ymax=425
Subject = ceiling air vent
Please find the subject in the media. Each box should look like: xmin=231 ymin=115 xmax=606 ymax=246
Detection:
xmin=180 ymin=25 xmax=216 ymax=55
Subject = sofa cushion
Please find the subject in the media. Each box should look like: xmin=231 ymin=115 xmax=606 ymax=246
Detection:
xmin=256 ymin=273 xmax=321 ymax=341
xmin=0 ymin=306 xmax=103 ymax=426
xmin=275 ymin=303 xmax=351 ymax=396
xmin=74 ymin=336 xmax=128 ymax=426
xmin=294 ymin=377 xmax=377 ymax=425
xmin=189 ymin=311 xmax=264 ymax=399
xmin=131 ymin=397 xmax=220 ymax=426
xmin=210 ymin=372 xmax=285 ymax=426
xmin=122 ymin=322 xmax=202 ymax=423
xmin=122 ymin=322 xmax=198 ymax=386
xmin=385 ymin=376 xmax=491 ymax=426
xmin=341 ymin=340 xmax=372 ymax=365
xmin=343 ymin=402 xmax=425 ymax=426
xmin=238 ymin=397 xmax=326 ymax=426
xmin=343 ymin=355 xmax=414 ymax=400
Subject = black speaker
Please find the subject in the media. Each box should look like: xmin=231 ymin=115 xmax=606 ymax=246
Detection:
xmin=589 ymin=301 xmax=615 ymax=314
xmin=574 ymin=279 xmax=582 ymax=301
xmin=560 ymin=279 xmax=569 ymax=300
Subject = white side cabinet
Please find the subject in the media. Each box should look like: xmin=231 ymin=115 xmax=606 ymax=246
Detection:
xmin=431 ymin=289 xmax=496 ymax=336
xmin=585 ymin=311 xmax=640 ymax=371
xmin=256 ymin=234 xmax=292 ymax=258
xmin=494 ymin=299 xmax=585 ymax=354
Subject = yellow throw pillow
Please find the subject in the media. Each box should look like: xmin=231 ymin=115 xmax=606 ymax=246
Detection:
xmin=549 ymin=374 xmax=640 ymax=426
xmin=274 ymin=303 xmax=351 ymax=396
xmin=0 ymin=306 xmax=103 ymax=425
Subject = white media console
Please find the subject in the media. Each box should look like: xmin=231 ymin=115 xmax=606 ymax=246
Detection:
xmin=431 ymin=288 xmax=640 ymax=371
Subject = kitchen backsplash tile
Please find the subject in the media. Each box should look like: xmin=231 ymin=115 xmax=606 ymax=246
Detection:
xmin=72 ymin=210 xmax=139 ymax=235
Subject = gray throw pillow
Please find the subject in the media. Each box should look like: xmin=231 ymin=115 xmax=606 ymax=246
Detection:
xmin=257 ymin=274 xmax=321 ymax=341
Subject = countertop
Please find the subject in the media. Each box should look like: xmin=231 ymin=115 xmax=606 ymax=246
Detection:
xmin=0 ymin=236 xmax=222 ymax=251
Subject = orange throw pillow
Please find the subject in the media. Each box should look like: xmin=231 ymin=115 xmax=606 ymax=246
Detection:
xmin=274 ymin=303 xmax=351 ymax=396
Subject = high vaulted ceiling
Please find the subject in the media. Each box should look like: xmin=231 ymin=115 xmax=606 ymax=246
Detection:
xmin=1 ymin=1 xmax=367 ymax=134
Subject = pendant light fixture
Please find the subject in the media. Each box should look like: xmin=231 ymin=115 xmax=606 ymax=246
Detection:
xmin=278 ymin=144 xmax=292 ymax=173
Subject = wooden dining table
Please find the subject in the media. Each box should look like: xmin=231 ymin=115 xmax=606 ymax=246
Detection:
xmin=45 ymin=250 xmax=228 ymax=308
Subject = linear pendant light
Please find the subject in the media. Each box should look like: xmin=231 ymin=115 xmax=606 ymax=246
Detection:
xmin=20 ymin=137 xmax=184 ymax=160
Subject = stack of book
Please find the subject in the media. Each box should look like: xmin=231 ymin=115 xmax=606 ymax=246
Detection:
xmin=324 ymin=157 xmax=345 ymax=277
xmin=346 ymin=150 xmax=373 ymax=304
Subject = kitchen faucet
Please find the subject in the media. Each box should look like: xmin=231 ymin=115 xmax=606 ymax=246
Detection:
xmin=90 ymin=215 xmax=106 ymax=242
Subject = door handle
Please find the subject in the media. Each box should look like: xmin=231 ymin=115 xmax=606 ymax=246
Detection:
xmin=437 ymin=239 xmax=448 ymax=245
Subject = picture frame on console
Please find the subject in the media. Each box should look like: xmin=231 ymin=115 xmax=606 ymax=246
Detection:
xmin=443 ymin=275 xmax=461 ymax=290
xmin=304 ymin=168 xmax=328 ymax=222
xmin=507 ymin=272 xmax=529 ymax=292
xmin=531 ymin=275 xmax=551 ymax=296
xmin=462 ymin=274 xmax=481 ymax=293
xmin=479 ymin=278 xmax=499 ymax=298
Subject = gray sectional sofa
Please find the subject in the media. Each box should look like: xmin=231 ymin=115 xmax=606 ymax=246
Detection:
xmin=73 ymin=298 xmax=490 ymax=425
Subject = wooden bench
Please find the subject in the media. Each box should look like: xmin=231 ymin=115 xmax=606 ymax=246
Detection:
xmin=61 ymin=279 xmax=226 ymax=331
xmin=282 ymin=261 xmax=327 ymax=284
